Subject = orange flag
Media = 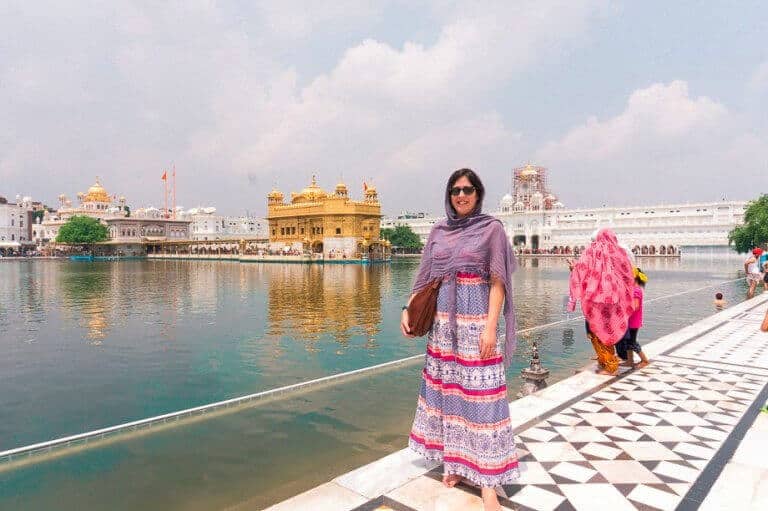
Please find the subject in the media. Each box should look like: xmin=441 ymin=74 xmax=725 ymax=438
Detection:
xmin=161 ymin=171 xmax=167 ymax=181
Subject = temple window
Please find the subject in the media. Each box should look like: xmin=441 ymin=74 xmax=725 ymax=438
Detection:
xmin=335 ymin=228 xmax=341 ymax=235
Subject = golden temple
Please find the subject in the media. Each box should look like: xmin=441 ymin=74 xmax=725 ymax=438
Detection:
xmin=266 ymin=176 xmax=390 ymax=261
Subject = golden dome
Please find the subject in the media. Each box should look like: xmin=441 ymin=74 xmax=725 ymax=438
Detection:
xmin=520 ymin=164 xmax=538 ymax=177
xmin=83 ymin=179 xmax=111 ymax=203
xmin=335 ymin=182 xmax=348 ymax=193
xmin=267 ymin=188 xmax=284 ymax=200
xmin=292 ymin=176 xmax=328 ymax=203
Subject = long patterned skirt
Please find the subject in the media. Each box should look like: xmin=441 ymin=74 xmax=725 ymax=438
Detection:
xmin=409 ymin=272 xmax=519 ymax=487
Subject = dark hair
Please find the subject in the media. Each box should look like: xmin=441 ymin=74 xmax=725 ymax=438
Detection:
xmin=715 ymin=292 xmax=723 ymax=300
xmin=446 ymin=168 xmax=485 ymax=215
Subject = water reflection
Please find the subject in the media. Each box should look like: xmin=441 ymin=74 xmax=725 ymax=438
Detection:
xmin=562 ymin=327 xmax=574 ymax=347
xmin=0 ymin=257 xmax=750 ymax=455
xmin=266 ymin=264 xmax=384 ymax=348
xmin=59 ymin=268 xmax=113 ymax=344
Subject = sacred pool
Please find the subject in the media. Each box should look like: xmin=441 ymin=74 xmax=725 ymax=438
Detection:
xmin=0 ymin=257 xmax=749 ymax=510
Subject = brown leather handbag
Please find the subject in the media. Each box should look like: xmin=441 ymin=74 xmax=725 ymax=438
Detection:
xmin=407 ymin=278 xmax=442 ymax=336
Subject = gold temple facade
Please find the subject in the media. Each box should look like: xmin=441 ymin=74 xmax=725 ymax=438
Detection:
xmin=266 ymin=176 xmax=389 ymax=261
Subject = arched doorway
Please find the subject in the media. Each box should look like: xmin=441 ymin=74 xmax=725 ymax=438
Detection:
xmin=641 ymin=246 xmax=648 ymax=255
xmin=530 ymin=235 xmax=540 ymax=251
xmin=667 ymin=245 xmax=675 ymax=255
xmin=660 ymin=246 xmax=667 ymax=255
xmin=513 ymin=235 xmax=526 ymax=247
xmin=312 ymin=241 xmax=323 ymax=254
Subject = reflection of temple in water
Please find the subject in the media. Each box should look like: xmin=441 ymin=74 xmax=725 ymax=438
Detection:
xmin=55 ymin=261 xmax=191 ymax=344
xmin=266 ymin=264 xmax=383 ymax=346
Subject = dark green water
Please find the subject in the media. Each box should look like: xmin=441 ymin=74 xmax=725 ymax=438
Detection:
xmin=0 ymin=257 xmax=752 ymax=509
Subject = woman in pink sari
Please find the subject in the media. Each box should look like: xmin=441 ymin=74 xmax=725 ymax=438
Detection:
xmin=568 ymin=228 xmax=635 ymax=375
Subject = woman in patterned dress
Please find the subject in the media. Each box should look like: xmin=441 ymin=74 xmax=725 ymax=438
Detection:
xmin=401 ymin=169 xmax=519 ymax=511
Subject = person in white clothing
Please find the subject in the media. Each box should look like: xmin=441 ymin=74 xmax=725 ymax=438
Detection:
xmin=745 ymin=248 xmax=763 ymax=299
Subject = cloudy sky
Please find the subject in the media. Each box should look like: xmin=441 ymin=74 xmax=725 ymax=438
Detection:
xmin=1 ymin=1 xmax=766 ymax=216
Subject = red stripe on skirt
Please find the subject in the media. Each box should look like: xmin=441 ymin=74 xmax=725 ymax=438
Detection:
xmin=422 ymin=371 xmax=506 ymax=396
xmin=410 ymin=434 xmax=518 ymax=475
xmin=426 ymin=346 xmax=503 ymax=367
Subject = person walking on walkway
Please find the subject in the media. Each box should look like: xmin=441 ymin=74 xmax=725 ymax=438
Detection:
xmin=745 ymin=248 xmax=763 ymax=299
xmin=401 ymin=168 xmax=519 ymax=511
xmin=621 ymin=268 xmax=650 ymax=369
xmin=567 ymin=228 xmax=635 ymax=376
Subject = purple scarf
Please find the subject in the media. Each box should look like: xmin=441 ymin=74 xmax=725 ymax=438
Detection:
xmin=411 ymin=193 xmax=518 ymax=365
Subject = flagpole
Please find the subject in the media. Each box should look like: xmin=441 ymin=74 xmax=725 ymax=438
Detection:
xmin=164 ymin=169 xmax=168 ymax=219
xmin=172 ymin=164 xmax=176 ymax=220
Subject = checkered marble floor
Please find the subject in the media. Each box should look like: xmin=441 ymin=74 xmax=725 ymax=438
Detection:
xmin=365 ymin=317 xmax=768 ymax=511
xmin=665 ymin=315 xmax=768 ymax=370
xmin=496 ymin=358 xmax=768 ymax=510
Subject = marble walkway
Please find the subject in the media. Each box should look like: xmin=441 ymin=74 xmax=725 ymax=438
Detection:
xmin=267 ymin=294 xmax=768 ymax=511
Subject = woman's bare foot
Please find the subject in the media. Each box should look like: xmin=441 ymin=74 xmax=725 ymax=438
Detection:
xmin=597 ymin=369 xmax=618 ymax=376
xmin=620 ymin=361 xmax=635 ymax=368
xmin=481 ymin=487 xmax=502 ymax=511
xmin=442 ymin=474 xmax=463 ymax=488
xmin=635 ymin=360 xmax=650 ymax=369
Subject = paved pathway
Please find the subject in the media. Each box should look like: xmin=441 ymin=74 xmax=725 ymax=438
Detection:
xmin=267 ymin=295 xmax=768 ymax=511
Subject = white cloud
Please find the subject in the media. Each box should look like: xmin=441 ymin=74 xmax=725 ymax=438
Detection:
xmin=252 ymin=0 xmax=383 ymax=40
xmin=748 ymin=60 xmax=768 ymax=92
xmin=535 ymin=81 xmax=766 ymax=205
xmin=190 ymin=1 xmax=609 ymax=211
xmin=0 ymin=0 xmax=610 ymax=213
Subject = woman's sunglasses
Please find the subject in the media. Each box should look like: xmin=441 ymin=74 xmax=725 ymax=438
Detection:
xmin=450 ymin=185 xmax=476 ymax=196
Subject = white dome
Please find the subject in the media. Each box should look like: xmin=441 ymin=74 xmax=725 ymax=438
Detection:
xmin=500 ymin=193 xmax=514 ymax=206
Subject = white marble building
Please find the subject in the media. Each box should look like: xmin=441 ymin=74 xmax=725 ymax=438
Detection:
xmin=380 ymin=212 xmax=440 ymax=244
xmin=40 ymin=179 xmax=191 ymax=244
xmin=178 ymin=207 xmax=267 ymax=241
xmin=494 ymin=198 xmax=746 ymax=254
xmin=381 ymin=165 xmax=748 ymax=255
xmin=0 ymin=195 xmax=34 ymax=253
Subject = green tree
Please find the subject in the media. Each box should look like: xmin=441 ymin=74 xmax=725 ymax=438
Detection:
xmin=381 ymin=225 xmax=423 ymax=250
xmin=729 ymin=194 xmax=768 ymax=253
xmin=56 ymin=216 xmax=109 ymax=244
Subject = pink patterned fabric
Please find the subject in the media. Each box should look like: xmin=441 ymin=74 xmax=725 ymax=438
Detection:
xmin=569 ymin=229 xmax=635 ymax=345
xmin=628 ymin=286 xmax=644 ymax=329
